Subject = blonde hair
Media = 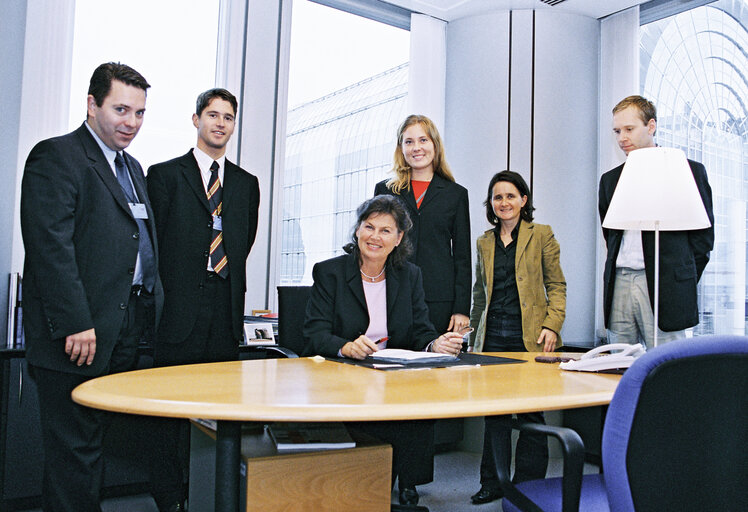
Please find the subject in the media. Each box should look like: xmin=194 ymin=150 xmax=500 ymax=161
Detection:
xmin=386 ymin=115 xmax=455 ymax=194
xmin=613 ymin=95 xmax=657 ymax=125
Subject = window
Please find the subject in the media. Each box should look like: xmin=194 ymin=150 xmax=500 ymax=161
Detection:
xmin=68 ymin=0 xmax=220 ymax=167
xmin=641 ymin=0 xmax=748 ymax=334
xmin=280 ymin=0 xmax=410 ymax=284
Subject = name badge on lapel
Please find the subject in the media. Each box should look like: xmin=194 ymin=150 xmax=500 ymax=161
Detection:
xmin=129 ymin=203 xmax=149 ymax=219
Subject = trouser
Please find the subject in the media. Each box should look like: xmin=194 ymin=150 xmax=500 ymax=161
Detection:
xmin=479 ymin=312 xmax=548 ymax=490
xmin=149 ymin=272 xmax=237 ymax=511
xmin=30 ymin=289 xmax=153 ymax=512
xmin=608 ymin=268 xmax=685 ymax=349
xmin=348 ymin=420 xmax=436 ymax=489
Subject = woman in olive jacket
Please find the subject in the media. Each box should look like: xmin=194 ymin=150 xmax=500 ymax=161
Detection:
xmin=467 ymin=171 xmax=566 ymax=505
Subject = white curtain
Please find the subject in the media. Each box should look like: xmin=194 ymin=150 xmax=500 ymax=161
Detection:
xmin=596 ymin=6 xmax=640 ymax=338
xmin=599 ymin=6 xmax=639 ymax=175
xmin=408 ymin=13 xmax=446 ymax=132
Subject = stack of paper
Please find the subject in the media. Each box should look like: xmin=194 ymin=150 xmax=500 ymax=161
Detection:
xmin=370 ymin=348 xmax=457 ymax=364
xmin=268 ymin=422 xmax=356 ymax=451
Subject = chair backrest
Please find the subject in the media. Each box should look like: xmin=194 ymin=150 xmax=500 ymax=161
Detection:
xmin=602 ymin=335 xmax=748 ymax=512
xmin=277 ymin=286 xmax=312 ymax=356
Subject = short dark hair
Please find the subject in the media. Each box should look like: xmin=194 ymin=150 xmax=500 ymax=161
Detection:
xmin=88 ymin=62 xmax=150 ymax=107
xmin=484 ymin=171 xmax=535 ymax=225
xmin=613 ymin=95 xmax=657 ymax=125
xmin=196 ymin=88 xmax=238 ymax=117
xmin=344 ymin=195 xmax=413 ymax=268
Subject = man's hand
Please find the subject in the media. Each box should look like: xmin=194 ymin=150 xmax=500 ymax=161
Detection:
xmin=65 ymin=328 xmax=96 ymax=366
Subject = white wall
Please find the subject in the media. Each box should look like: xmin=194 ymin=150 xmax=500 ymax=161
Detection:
xmin=0 ymin=0 xmax=28 ymax=338
xmin=446 ymin=9 xmax=600 ymax=346
xmin=2 ymin=0 xmax=76 ymax=339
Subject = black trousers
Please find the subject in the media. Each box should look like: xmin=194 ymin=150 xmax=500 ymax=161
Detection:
xmin=30 ymin=289 xmax=154 ymax=512
xmin=425 ymin=300 xmax=453 ymax=334
xmin=148 ymin=272 xmax=237 ymax=511
xmin=348 ymin=420 xmax=436 ymax=489
xmin=479 ymin=313 xmax=548 ymax=490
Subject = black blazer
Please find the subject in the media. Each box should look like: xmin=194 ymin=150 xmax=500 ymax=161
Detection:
xmin=20 ymin=123 xmax=164 ymax=376
xmin=302 ymin=253 xmax=438 ymax=357
xmin=147 ymin=150 xmax=260 ymax=343
xmin=374 ymin=175 xmax=471 ymax=316
xmin=598 ymin=159 xmax=714 ymax=331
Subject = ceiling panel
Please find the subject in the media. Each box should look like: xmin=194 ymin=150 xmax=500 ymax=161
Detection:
xmin=384 ymin=0 xmax=651 ymax=20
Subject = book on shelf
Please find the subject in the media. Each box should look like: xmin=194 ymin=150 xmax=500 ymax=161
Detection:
xmin=267 ymin=422 xmax=356 ymax=451
xmin=6 ymin=273 xmax=23 ymax=349
xmin=369 ymin=348 xmax=457 ymax=364
xmin=191 ymin=418 xmax=217 ymax=431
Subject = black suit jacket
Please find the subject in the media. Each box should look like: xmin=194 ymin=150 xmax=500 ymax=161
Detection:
xmin=20 ymin=123 xmax=164 ymax=376
xmin=374 ymin=175 xmax=471 ymax=316
xmin=146 ymin=150 xmax=260 ymax=344
xmin=302 ymin=253 xmax=438 ymax=357
xmin=598 ymin=158 xmax=714 ymax=331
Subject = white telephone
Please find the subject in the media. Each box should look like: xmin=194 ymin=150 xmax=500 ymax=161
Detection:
xmin=559 ymin=343 xmax=646 ymax=372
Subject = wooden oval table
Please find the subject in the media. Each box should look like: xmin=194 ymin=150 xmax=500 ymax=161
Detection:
xmin=72 ymin=353 xmax=621 ymax=511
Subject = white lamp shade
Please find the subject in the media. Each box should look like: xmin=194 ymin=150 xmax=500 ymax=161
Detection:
xmin=602 ymin=147 xmax=712 ymax=231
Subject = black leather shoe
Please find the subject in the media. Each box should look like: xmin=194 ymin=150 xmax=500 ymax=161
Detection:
xmin=470 ymin=487 xmax=502 ymax=504
xmin=399 ymin=487 xmax=419 ymax=505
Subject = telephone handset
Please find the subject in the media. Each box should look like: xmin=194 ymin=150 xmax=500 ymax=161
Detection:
xmin=559 ymin=343 xmax=645 ymax=372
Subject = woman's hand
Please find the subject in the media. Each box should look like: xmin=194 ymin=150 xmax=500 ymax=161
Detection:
xmin=448 ymin=313 xmax=470 ymax=331
xmin=536 ymin=328 xmax=558 ymax=353
xmin=432 ymin=332 xmax=464 ymax=355
xmin=341 ymin=335 xmax=380 ymax=360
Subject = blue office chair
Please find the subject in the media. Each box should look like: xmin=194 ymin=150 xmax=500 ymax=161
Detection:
xmin=501 ymin=335 xmax=748 ymax=512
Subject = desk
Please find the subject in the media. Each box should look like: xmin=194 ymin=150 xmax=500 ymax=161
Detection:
xmin=72 ymin=353 xmax=620 ymax=511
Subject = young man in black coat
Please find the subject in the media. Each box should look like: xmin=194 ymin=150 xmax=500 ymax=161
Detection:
xmin=145 ymin=88 xmax=260 ymax=511
xmin=599 ymin=95 xmax=714 ymax=347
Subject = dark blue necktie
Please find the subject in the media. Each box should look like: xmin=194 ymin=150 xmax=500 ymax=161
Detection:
xmin=115 ymin=152 xmax=157 ymax=292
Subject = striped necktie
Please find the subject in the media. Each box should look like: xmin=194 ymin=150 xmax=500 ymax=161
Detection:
xmin=207 ymin=161 xmax=229 ymax=278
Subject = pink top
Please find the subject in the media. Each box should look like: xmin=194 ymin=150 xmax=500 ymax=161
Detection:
xmin=363 ymin=279 xmax=388 ymax=346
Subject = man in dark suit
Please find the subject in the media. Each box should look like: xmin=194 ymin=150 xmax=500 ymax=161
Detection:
xmin=146 ymin=88 xmax=259 ymax=511
xmin=20 ymin=62 xmax=162 ymax=512
xmin=599 ymin=95 xmax=714 ymax=348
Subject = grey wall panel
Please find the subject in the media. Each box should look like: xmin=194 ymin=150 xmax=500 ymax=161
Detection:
xmin=532 ymin=11 xmax=599 ymax=345
xmin=508 ymin=10 xmax=534 ymax=179
xmin=445 ymin=9 xmax=599 ymax=346
xmin=445 ymin=11 xmax=511 ymax=246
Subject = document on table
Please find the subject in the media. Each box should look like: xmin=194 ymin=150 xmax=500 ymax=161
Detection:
xmin=370 ymin=348 xmax=457 ymax=364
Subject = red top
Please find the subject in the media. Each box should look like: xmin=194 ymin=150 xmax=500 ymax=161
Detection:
xmin=411 ymin=180 xmax=430 ymax=209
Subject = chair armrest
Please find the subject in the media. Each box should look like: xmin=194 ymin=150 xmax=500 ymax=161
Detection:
xmin=497 ymin=420 xmax=585 ymax=512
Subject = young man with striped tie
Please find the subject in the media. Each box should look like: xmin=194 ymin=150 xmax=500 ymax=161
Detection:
xmin=146 ymin=88 xmax=260 ymax=512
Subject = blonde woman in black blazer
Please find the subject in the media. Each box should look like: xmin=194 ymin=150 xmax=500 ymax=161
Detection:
xmin=374 ymin=114 xmax=471 ymax=334
xmin=304 ymin=195 xmax=463 ymax=507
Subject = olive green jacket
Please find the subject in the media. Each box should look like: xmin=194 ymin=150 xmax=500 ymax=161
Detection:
xmin=469 ymin=220 xmax=566 ymax=352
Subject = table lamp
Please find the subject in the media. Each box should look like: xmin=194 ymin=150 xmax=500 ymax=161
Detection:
xmin=602 ymin=147 xmax=711 ymax=346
